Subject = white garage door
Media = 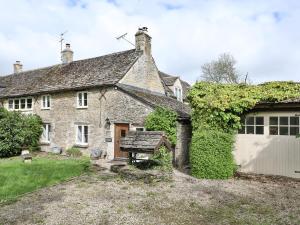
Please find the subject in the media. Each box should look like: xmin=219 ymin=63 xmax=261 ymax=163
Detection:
xmin=234 ymin=112 xmax=300 ymax=179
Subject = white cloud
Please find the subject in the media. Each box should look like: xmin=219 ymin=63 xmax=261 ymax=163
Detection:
xmin=0 ymin=0 xmax=300 ymax=84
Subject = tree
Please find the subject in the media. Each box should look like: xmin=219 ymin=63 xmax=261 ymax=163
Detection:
xmin=200 ymin=53 xmax=248 ymax=84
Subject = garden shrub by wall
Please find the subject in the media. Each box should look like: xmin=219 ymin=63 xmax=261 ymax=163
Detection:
xmin=190 ymin=129 xmax=234 ymax=179
xmin=0 ymin=108 xmax=43 ymax=157
xmin=145 ymin=107 xmax=177 ymax=145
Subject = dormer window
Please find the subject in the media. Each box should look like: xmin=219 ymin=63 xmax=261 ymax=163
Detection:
xmin=77 ymin=92 xmax=88 ymax=108
xmin=174 ymin=87 xmax=182 ymax=102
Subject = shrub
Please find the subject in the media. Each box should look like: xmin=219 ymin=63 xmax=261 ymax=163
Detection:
xmin=151 ymin=146 xmax=173 ymax=172
xmin=66 ymin=147 xmax=82 ymax=157
xmin=0 ymin=108 xmax=43 ymax=157
xmin=145 ymin=107 xmax=177 ymax=145
xmin=190 ymin=129 xmax=235 ymax=179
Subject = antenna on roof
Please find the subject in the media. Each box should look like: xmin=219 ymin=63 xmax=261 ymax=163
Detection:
xmin=59 ymin=31 xmax=68 ymax=53
xmin=116 ymin=33 xmax=135 ymax=47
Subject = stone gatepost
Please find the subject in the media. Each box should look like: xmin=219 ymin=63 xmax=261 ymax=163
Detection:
xmin=175 ymin=119 xmax=192 ymax=172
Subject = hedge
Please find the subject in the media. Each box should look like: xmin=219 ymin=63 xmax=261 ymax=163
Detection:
xmin=190 ymin=129 xmax=235 ymax=179
xmin=0 ymin=108 xmax=43 ymax=157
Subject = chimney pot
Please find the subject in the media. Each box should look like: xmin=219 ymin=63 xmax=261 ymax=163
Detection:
xmin=13 ymin=61 xmax=23 ymax=73
xmin=61 ymin=43 xmax=73 ymax=64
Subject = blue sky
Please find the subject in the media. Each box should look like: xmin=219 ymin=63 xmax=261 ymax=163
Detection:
xmin=0 ymin=0 xmax=300 ymax=84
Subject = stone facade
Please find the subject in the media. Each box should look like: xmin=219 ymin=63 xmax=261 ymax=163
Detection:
xmin=2 ymin=87 xmax=154 ymax=159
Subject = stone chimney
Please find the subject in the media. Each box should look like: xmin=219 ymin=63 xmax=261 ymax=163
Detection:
xmin=135 ymin=27 xmax=151 ymax=55
xmin=61 ymin=43 xmax=73 ymax=64
xmin=13 ymin=61 xmax=23 ymax=73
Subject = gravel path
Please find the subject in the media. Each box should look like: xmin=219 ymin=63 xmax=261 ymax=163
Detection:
xmin=0 ymin=170 xmax=299 ymax=225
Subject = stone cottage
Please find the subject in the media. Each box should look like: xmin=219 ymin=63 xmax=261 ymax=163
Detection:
xmin=0 ymin=28 xmax=191 ymax=167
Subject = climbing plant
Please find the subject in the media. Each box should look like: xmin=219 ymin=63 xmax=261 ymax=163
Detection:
xmin=188 ymin=81 xmax=300 ymax=179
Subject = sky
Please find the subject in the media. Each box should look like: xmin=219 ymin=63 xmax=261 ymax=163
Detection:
xmin=0 ymin=0 xmax=300 ymax=84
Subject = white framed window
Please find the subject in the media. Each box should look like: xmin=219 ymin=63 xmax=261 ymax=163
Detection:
xmin=76 ymin=125 xmax=88 ymax=145
xmin=269 ymin=116 xmax=299 ymax=136
xmin=238 ymin=116 xmax=264 ymax=135
xmin=41 ymin=95 xmax=51 ymax=109
xmin=174 ymin=87 xmax=182 ymax=102
xmin=136 ymin=127 xmax=145 ymax=131
xmin=8 ymin=97 xmax=33 ymax=110
xmin=77 ymin=92 xmax=88 ymax=108
xmin=42 ymin=124 xmax=51 ymax=143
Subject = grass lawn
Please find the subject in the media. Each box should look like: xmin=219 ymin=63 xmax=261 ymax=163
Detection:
xmin=0 ymin=155 xmax=90 ymax=203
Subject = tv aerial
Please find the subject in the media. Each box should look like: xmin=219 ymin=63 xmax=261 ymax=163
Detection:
xmin=116 ymin=33 xmax=135 ymax=47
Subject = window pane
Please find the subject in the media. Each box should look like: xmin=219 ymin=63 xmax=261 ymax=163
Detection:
xmin=84 ymin=93 xmax=87 ymax=106
xmin=290 ymin=117 xmax=299 ymax=126
xmin=240 ymin=117 xmax=245 ymax=125
xmin=42 ymin=125 xmax=47 ymax=140
xmin=14 ymin=99 xmax=19 ymax=109
xmin=279 ymin=126 xmax=289 ymax=135
xmin=21 ymin=99 xmax=26 ymax=109
xmin=8 ymin=100 xmax=13 ymax=109
xmin=290 ymin=127 xmax=299 ymax=136
xmin=246 ymin=126 xmax=254 ymax=134
xmin=121 ymin=129 xmax=126 ymax=137
xmin=238 ymin=125 xmax=245 ymax=134
xmin=27 ymin=98 xmax=32 ymax=109
xmin=84 ymin=126 xmax=88 ymax=143
xmin=246 ymin=117 xmax=254 ymax=125
xmin=280 ymin=117 xmax=288 ymax=125
xmin=270 ymin=117 xmax=278 ymax=125
xmin=47 ymin=96 xmax=50 ymax=108
xmin=77 ymin=126 xmax=82 ymax=143
xmin=256 ymin=126 xmax=264 ymax=135
xmin=269 ymin=126 xmax=278 ymax=135
xmin=78 ymin=93 xmax=82 ymax=106
xmin=256 ymin=117 xmax=264 ymax=125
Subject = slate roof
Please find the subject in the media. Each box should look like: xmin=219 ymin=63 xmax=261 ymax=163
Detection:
xmin=0 ymin=49 xmax=141 ymax=98
xmin=120 ymin=131 xmax=172 ymax=153
xmin=117 ymin=84 xmax=191 ymax=118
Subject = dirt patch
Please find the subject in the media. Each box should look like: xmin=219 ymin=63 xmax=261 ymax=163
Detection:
xmin=0 ymin=170 xmax=299 ymax=225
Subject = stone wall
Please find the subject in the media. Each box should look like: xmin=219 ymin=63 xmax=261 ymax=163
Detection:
xmin=175 ymin=119 xmax=192 ymax=171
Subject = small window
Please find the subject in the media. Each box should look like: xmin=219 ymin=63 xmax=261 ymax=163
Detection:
xmin=77 ymin=125 xmax=88 ymax=144
xmin=42 ymin=95 xmax=51 ymax=109
xmin=121 ymin=129 xmax=126 ymax=137
xmin=238 ymin=116 xmax=264 ymax=135
xmin=136 ymin=127 xmax=145 ymax=132
xmin=77 ymin=92 xmax=88 ymax=108
xmin=42 ymin=124 xmax=51 ymax=142
xmin=269 ymin=116 xmax=300 ymax=136
xmin=7 ymin=97 xmax=33 ymax=110
xmin=174 ymin=87 xmax=182 ymax=102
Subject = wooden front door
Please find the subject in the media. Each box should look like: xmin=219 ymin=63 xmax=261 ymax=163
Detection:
xmin=114 ymin=123 xmax=129 ymax=158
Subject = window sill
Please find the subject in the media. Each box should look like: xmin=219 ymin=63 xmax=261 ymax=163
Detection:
xmin=76 ymin=107 xmax=88 ymax=109
xmin=41 ymin=108 xmax=51 ymax=110
xmin=74 ymin=143 xmax=89 ymax=148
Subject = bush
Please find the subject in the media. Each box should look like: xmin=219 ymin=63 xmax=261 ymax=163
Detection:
xmin=0 ymin=108 xmax=43 ymax=157
xmin=66 ymin=147 xmax=82 ymax=157
xmin=151 ymin=146 xmax=173 ymax=172
xmin=145 ymin=107 xmax=177 ymax=145
xmin=190 ymin=129 xmax=235 ymax=179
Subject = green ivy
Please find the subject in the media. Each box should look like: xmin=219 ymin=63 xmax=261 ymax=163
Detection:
xmin=145 ymin=107 xmax=177 ymax=145
xmin=188 ymin=81 xmax=300 ymax=179
xmin=0 ymin=108 xmax=43 ymax=157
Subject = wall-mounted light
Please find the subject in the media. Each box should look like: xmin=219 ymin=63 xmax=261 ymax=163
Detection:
xmin=105 ymin=117 xmax=111 ymax=130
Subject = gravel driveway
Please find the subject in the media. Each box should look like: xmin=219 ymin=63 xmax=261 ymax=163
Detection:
xmin=0 ymin=170 xmax=299 ymax=225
